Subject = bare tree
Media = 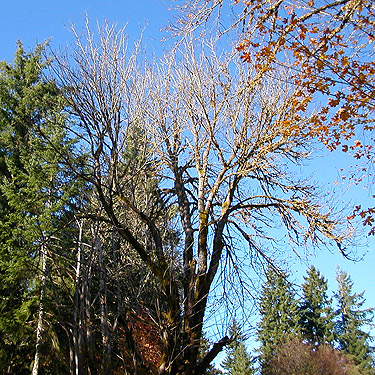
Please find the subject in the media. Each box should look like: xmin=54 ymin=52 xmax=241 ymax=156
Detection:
xmin=267 ymin=338 xmax=359 ymax=375
xmin=172 ymin=0 xmax=375 ymax=235
xmin=53 ymin=20 xmax=349 ymax=375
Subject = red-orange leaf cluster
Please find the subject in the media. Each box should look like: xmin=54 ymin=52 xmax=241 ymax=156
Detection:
xmin=235 ymin=0 xmax=375 ymax=234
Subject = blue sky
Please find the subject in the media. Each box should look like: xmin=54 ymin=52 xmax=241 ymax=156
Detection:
xmin=0 ymin=0 xmax=171 ymax=61
xmin=1 ymin=0 xmax=374 ymax=357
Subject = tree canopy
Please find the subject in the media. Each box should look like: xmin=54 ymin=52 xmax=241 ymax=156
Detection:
xmin=1 ymin=2 xmax=373 ymax=373
xmin=50 ymin=20 xmax=349 ymax=374
xmin=299 ymin=265 xmax=335 ymax=345
xmin=175 ymin=0 xmax=375 ymax=234
xmin=335 ymin=269 xmax=374 ymax=373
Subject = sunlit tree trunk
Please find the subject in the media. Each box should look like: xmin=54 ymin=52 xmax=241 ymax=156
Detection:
xmin=73 ymin=219 xmax=84 ymax=375
xmin=32 ymin=244 xmax=48 ymax=375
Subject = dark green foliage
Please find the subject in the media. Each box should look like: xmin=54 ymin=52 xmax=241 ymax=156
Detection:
xmin=335 ymin=269 xmax=374 ymax=374
xmin=299 ymin=265 xmax=335 ymax=345
xmin=222 ymin=320 xmax=254 ymax=375
xmin=0 ymin=41 xmax=178 ymax=373
xmin=0 ymin=42 xmax=79 ymax=374
xmin=257 ymin=265 xmax=301 ymax=374
xmin=257 ymin=264 xmax=374 ymax=374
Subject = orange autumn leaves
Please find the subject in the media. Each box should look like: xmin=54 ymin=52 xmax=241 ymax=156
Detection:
xmin=235 ymin=0 xmax=374 ymax=145
xmin=234 ymin=0 xmax=375 ymax=233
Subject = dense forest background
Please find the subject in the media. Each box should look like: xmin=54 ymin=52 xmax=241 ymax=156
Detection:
xmin=0 ymin=1 xmax=374 ymax=374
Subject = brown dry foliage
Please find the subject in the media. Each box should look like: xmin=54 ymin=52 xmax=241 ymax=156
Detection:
xmin=115 ymin=311 xmax=162 ymax=374
xmin=267 ymin=338 xmax=359 ymax=375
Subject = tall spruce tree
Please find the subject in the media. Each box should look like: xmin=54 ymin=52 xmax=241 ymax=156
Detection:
xmin=222 ymin=319 xmax=254 ymax=375
xmin=0 ymin=42 xmax=80 ymax=374
xmin=335 ymin=269 xmax=374 ymax=374
xmin=299 ymin=265 xmax=335 ymax=345
xmin=257 ymin=265 xmax=301 ymax=374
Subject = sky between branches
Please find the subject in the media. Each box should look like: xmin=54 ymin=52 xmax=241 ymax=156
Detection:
xmin=1 ymin=0 xmax=374 ymax=343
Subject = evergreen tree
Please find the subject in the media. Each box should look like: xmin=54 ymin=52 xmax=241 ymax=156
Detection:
xmin=299 ymin=265 xmax=335 ymax=345
xmin=256 ymin=266 xmax=301 ymax=374
xmin=0 ymin=42 xmax=81 ymax=374
xmin=222 ymin=319 xmax=254 ymax=375
xmin=335 ymin=268 xmax=374 ymax=374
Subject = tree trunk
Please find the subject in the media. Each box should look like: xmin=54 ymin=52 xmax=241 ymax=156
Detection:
xmin=73 ymin=219 xmax=84 ymax=375
xmin=93 ymin=228 xmax=112 ymax=374
xmin=32 ymin=244 xmax=48 ymax=375
xmin=83 ymin=240 xmax=96 ymax=375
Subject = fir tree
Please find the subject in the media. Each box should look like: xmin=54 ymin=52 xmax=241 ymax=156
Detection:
xmin=335 ymin=268 xmax=374 ymax=374
xmin=222 ymin=319 xmax=254 ymax=375
xmin=299 ymin=265 xmax=335 ymax=345
xmin=0 ymin=42 xmax=80 ymax=374
xmin=256 ymin=266 xmax=301 ymax=374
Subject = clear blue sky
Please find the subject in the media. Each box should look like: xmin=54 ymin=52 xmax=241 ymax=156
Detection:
xmin=0 ymin=0 xmax=171 ymax=61
xmin=1 ymin=0 xmax=374 ymax=352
